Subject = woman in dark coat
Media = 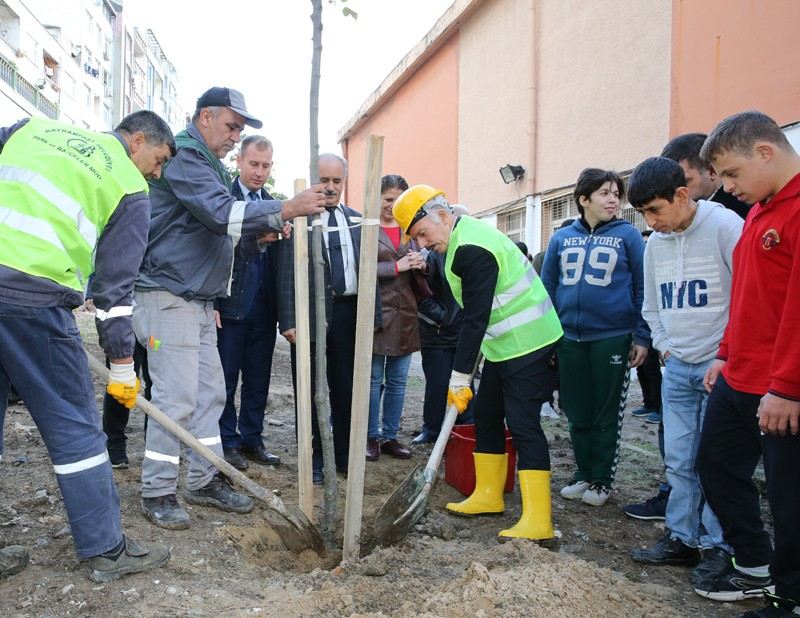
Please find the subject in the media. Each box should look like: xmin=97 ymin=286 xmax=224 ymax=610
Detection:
xmin=366 ymin=175 xmax=426 ymax=460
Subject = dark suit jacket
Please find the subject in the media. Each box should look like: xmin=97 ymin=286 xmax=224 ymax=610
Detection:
xmin=215 ymin=179 xmax=277 ymax=321
xmin=276 ymin=204 xmax=378 ymax=342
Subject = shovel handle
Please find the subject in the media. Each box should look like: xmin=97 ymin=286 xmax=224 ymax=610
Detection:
xmin=84 ymin=350 xmax=287 ymax=514
xmin=422 ymin=404 xmax=458 ymax=484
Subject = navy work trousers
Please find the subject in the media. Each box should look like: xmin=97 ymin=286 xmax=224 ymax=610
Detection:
xmin=0 ymin=302 xmax=123 ymax=558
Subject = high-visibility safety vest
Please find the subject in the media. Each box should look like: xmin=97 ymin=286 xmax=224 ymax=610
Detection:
xmin=0 ymin=118 xmax=147 ymax=291
xmin=445 ymin=216 xmax=562 ymax=362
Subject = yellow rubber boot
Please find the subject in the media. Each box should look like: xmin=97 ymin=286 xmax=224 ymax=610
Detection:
xmin=446 ymin=453 xmax=507 ymax=516
xmin=498 ymin=470 xmax=554 ymax=540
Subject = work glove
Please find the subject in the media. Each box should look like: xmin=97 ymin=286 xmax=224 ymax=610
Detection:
xmin=447 ymin=370 xmax=473 ymax=414
xmin=106 ymin=361 xmax=140 ymax=410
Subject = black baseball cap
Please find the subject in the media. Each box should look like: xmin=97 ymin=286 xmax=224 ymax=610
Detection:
xmin=195 ymin=87 xmax=263 ymax=129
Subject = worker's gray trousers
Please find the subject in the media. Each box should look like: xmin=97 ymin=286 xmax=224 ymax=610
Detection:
xmin=133 ymin=290 xmax=226 ymax=498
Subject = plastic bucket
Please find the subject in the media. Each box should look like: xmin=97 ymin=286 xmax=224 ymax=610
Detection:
xmin=444 ymin=423 xmax=516 ymax=495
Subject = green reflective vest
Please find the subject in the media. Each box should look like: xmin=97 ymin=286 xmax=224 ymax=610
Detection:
xmin=0 ymin=118 xmax=147 ymax=291
xmin=445 ymin=216 xmax=562 ymax=362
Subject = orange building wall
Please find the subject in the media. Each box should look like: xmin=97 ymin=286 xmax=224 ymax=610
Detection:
xmin=670 ymin=0 xmax=800 ymax=134
xmin=341 ymin=36 xmax=459 ymax=211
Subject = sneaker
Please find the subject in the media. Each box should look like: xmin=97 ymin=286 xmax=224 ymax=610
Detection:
xmin=631 ymin=531 xmax=700 ymax=566
xmin=741 ymin=593 xmax=800 ymax=617
xmin=645 ymin=410 xmax=663 ymax=424
xmin=693 ymin=560 xmax=775 ymax=601
xmin=185 ymin=473 xmax=253 ymax=514
xmin=109 ymin=451 xmax=129 ymax=469
xmin=631 ymin=406 xmax=657 ymax=417
xmin=560 ymin=480 xmax=590 ymax=501
xmin=623 ymin=488 xmax=669 ymax=520
xmin=0 ymin=545 xmax=29 ymax=578
xmin=86 ymin=536 xmax=170 ymax=583
xmin=691 ymin=547 xmax=733 ymax=586
xmin=141 ymin=494 xmax=190 ymax=530
xmin=582 ymin=482 xmax=611 ymax=506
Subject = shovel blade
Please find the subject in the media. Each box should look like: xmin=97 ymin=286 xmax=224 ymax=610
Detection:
xmin=373 ymin=464 xmax=428 ymax=547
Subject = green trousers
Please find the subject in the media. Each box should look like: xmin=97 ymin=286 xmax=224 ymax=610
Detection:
xmin=557 ymin=334 xmax=631 ymax=486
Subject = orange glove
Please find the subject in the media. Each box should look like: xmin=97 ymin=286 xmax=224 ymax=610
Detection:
xmin=106 ymin=361 xmax=140 ymax=409
xmin=447 ymin=370 xmax=473 ymax=414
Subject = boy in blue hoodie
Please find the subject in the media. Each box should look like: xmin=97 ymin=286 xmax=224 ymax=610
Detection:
xmin=627 ymin=157 xmax=742 ymax=581
xmin=541 ymin=169 xmax=649 ymax=506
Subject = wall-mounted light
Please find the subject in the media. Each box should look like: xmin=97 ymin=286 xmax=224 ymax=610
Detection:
xmin=499 ymin=164 xmax=525 ymax=184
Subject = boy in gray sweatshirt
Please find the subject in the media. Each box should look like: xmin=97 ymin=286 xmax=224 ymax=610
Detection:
xmin=626 ymin=157 xmax=743 ymax=581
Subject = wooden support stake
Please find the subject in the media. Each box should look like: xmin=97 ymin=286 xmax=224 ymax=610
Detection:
xmin=342 ymin=134 xmax=384 ymax=562
xmin=293 ymin=178 xmax=314 ymax=522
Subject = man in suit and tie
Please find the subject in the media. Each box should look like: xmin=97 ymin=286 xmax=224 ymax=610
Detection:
xmin=215 ymin=135 xmax=282 ymax=470
xmin=278 ymin=153 xmax=365 ymax=484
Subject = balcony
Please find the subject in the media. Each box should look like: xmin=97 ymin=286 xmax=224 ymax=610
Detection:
xmin=0 ymin=53 xmax=58 ymax=118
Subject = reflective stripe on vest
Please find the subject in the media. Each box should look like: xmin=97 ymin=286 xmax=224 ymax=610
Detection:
xmin=445 ymin=216 xmax=562 ymax=362
xmin=0 ymin=118 xmax=147 ymax=292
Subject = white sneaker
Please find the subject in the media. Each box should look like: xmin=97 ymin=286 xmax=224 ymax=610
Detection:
xmin=581 ymin=482 xmax=611 ymax=506
xmin=560 ymin=480 xmax=590 ymax=500
xmin=540 ymin=402 xmax=559 ymax=419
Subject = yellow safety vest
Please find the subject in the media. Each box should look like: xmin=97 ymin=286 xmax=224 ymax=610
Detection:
xmin=0 ymin=118 xmax=147 ymax=291
xmin=445 ymin=216 xmax=562 ymax=362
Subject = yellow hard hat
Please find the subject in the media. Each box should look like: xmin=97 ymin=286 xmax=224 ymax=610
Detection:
xmin=392 ymin=184 xmax=445 ymax=234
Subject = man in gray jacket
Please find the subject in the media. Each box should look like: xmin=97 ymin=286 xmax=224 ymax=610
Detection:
xmin=627 ymin=157 xmax=743 ymax=583
xmin=135 ymin=87 xmax=326 ymax=529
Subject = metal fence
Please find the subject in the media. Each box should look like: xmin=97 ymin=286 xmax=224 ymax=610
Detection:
xmin=0 ymin=54 xmax=58 ymax=119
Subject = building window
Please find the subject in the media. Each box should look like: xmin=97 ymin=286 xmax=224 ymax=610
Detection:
xmin=497 ymin=207 xmax=525 ymax=242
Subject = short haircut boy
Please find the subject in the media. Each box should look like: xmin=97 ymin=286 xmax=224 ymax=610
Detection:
xmin=627 ymin=157 xmax=687 ymax=209
xmin=700 ymin=110 xmax=792 ymax=162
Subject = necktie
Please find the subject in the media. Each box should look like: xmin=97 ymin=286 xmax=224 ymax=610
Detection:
xmin=248 ymin=191 xmax=259 ymax=202
xmin=327 ymin=208 xmax=346 ymax=295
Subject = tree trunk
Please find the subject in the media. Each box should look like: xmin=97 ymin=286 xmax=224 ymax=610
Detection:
xmin=309 ymin=0 xmax=337 ymax=545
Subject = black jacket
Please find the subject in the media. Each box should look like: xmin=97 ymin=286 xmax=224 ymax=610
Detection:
xmin=417 ymin=250 xmax=463 ymax=349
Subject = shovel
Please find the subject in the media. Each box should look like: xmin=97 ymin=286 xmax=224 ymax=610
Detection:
xmin=372 ymin=401 xmax=461 ymax=546
xmin=85 ymin=351 xmax=326 ymax=556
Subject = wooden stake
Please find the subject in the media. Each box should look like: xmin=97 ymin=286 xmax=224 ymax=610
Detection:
xmin=342 ymin=134 xmax=384 ymax=562
xmin=292 ymin=178 xmax=314 ymax=522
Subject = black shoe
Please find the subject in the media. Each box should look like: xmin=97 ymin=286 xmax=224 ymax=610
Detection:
xmin=741 ymin=592 xmax=800 ymax=617
xmin=691 ymin=547 xmax=733 ymax=586
xmin=185 ymin=473 xmax=253 ymax=514
xmin=108 ymin=448 xmax=129 ymax=469
xmin=241 ymin=444 xmax=281 ymax=466
xmin=622 ymin=488 xmax=669 ymax=520
xmin=312 ymin=468 xmax=323 ymax=486
xmin=141 ymin=495 xmax=190 ymax=530
xmin=631 ymin=532 xmax=700 ymax=566
xmin=222 ymin=447 xmax=249 ymax=470
xmin=337 ymin=466 xmax=348 ymax=477
xmin=412 ymin=431 xmax=437 ymax=445
xmin=694 ymin=560 xmax=775 ymax=601
xmin=86 ymin=536 xmax=170 ymax=583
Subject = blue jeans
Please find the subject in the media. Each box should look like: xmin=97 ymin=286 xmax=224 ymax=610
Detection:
xmin=663 ymin=356 xmax=728 ymax=549
xmin=0 ymin=302 xmax=123 ymax=558
xmin=368 ymin=354 xmax=412 ymax=440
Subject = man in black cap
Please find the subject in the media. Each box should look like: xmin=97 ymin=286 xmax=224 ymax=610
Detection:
xmin=134 ymin=87 xmax=326 ymax=529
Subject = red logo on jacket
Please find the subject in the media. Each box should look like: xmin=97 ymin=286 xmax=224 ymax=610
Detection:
xmin=761 ymin=229 xmax=780 ymax=251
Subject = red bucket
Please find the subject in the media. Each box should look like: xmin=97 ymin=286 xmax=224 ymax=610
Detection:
xmin=444 ymin=424 xmax=516 ymax=495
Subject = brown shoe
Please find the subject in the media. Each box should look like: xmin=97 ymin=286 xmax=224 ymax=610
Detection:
xmin=381 ymin=439 xmax=412 ymax=459
xmin=366 ymin=438 xmax=380 ymax=461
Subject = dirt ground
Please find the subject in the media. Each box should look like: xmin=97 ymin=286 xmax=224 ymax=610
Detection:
xmin=0 ymin=309 xmax=770 ymax=617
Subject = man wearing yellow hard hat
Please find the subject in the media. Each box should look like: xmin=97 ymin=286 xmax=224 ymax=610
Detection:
xmin=393 ymin=185 xmax=563 ymax=541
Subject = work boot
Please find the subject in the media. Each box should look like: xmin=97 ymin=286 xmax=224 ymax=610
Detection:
xmin=185 ymin=473 xmax=253 ymax=514
xmin=0 ymin=545 xmax=29 ymax=578
xmin=86 ymin=536 xmax=170 ymax=583
xmin=498 ymin=470 xmax=555 ymax=541
xmin=446 ymin=452 xmax=506 ymax=516
xmin=141 ymin=494 xmax=190 ymax=530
